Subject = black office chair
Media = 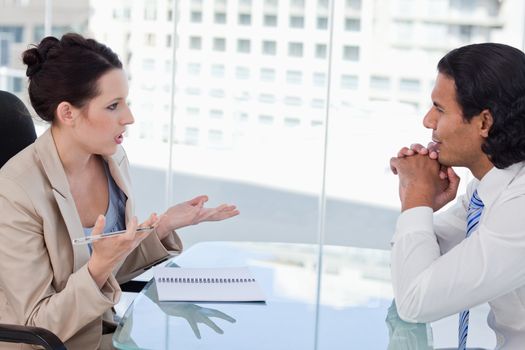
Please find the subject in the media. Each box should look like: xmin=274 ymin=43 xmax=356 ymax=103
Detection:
xmin=0 ymin=90 xmax=65 ymax=349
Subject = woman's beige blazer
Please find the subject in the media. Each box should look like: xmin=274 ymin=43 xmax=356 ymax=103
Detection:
xmin=0 ymin=129 xmax=183 ymax=349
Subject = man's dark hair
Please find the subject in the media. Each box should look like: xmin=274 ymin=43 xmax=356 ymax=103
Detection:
xmin=22 ymin=33 xmax=122 ymax=122
xmin=438 ymin=43 xmax=525 ymax=169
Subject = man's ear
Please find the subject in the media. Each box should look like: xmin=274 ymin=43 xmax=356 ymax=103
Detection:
xmin=479 ymin=109 xmax=493 ymax=138
xmin=55 ymin=102 xmax=77 ymax=126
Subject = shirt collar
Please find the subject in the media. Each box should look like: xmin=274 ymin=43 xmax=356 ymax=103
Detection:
xmin=476 ymin=162 xmax=525 ymax=206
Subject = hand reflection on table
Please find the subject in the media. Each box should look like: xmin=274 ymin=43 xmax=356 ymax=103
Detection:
xmin=143 ymin=279 xmax=237 ymax=339
xmin=386 ymin=300 xmax=433 ymax=350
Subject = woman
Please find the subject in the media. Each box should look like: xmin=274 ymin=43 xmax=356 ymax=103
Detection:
xmin=0 ymin=33 xmax=239 ymax=349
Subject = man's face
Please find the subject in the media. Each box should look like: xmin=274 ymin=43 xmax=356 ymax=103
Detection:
xmin=423 ymin=73 xmax=486 ymax=169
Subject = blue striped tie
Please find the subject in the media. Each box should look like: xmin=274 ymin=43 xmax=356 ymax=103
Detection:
xmin=458 ymin=189 xmax=484 ymax=350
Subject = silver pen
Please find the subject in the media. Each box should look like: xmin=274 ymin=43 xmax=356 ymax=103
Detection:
xmin=72 ymin=226 xmax=155 ymax=245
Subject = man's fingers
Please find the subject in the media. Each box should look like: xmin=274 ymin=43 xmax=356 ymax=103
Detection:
xmin=410 ymin=143 xmax=428 ymax=155
xmin=91 ymin=215 xmax=106 ymax=235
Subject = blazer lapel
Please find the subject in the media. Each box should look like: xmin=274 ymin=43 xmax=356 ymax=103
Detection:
xmin=34 ymin=129 xmax=90 ymax=272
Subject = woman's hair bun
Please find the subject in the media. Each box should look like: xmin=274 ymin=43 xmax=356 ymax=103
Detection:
xmin=23 ymin=36 xmax=60 ymax=77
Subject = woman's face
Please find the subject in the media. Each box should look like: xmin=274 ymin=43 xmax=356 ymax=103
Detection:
xmin=72 ymin=68 xmax=134 ymax=156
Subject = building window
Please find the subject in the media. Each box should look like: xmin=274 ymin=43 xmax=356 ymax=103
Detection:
xmin=144 ymin=33 xmax=156 ymax=46
xmin=236 ymin=66 xmax=250 ymax=79
xmin=311 ymin=98 xmax=325 ymax=109
xmin=237 ymin=39 xmax=251 ymax=53
xmin=187 ymin=63 xmax=201 ymax=75
xmin=315 ymin=44 xmax=327 ymax=59
xmin=258 ymin=115 xmax=274 ymax=125
xmin=211 ymin=64 xmax=225 ymax=77
xmin=142 ymin=59 xmax=156 ymax=71
xmin=185 ymin=127 xmax=200 ymax=146
xmin=213 ymin=38 xmax=226 ymax=51
xmin=186 ymin=107 xmax=200 ymax=116
xmin=186 ymin=87 xmax=202 ymax=95
xmin=313 ymin=72 xmax=326 ymax=87
xmin=0 ymin=26 xmax=23 ymax=43
xmin=264 ymin=14 xmax=278 ymax=26
xmin=370 ymin=76 xmax=390 ymax=90
xmin=166 ymin=34 xmax=172 ymax=47
xmin=291 ymin=0 xmax=305 ymax=8
xmin=144 ymin=0 xmax=157 ymax=20
xmin=284 ymin=96 xmax=302 ymax=106
xmin=288 ymin=42 xmax=303 ymax=57
xmin=190 ymin=11 xmax=203 ymax=22
xmin=341 ymin=74 xmax=359 ymax=89
xmin=209 ymin=89 xmax=225 ymax=98
xmin=345 ymin=18 xmax=361 ymax=31
xmin=317 ymin=17 xmax=328 ymax=30
xmin=189 ymin=36 xmax=202 ymax=50
xmin=346 ymin=0 xmax=361 ymax=10
xmin=209 ymin=109 xmax=224 ymax=118
xmin=399 ymin=78 xmax=420 ymax=92
xmin=318 ymin=0 xmax=328 ymax=9
xmin=262 ymin=40 xmax=277 ymax=55
xmin=290 ymin=16 xmax=304 ymax=28
xmin=260 ymin=68 xmax=276 ymax=82
xmin=214 ymin=12 xmax=227 ymax=23
xmin=208 ymin=129 xmax=223 ymax=144
xmin=265 ymin=0 xmax=278 ymax=6
xmin=284 ymin=117 xmax=301 ymax=127
xmin=286 ymin=70 xmax=303 ymax=84
xmin=239 ymin=13 xmax=252 ymax=25
xmin=11 ymin=77 xmax=23 ymax=93
xmin=343 ymin=45 xmax=360 ymax=61
xmin=258 ymin=94 xmax=276 ymax=103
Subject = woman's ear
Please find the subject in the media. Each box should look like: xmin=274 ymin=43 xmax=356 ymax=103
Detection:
xmin=55 ymin=102 xmax=77 ymax=126
xmin=479 ymin=109 xmax=493 ymax=138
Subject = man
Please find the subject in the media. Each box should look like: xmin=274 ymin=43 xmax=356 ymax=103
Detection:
xmin=389 ymin=43 xmax=525 ymax=350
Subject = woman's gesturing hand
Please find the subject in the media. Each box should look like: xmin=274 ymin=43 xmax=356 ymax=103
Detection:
xmin=154 ymin=195 xmax=240 ymax=240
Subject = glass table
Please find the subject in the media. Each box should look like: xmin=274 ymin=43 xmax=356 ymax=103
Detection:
xmin=113 ymin=241 xmax=493 ymax=349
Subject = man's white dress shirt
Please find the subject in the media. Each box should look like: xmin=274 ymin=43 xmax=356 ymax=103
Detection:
xmin=391 ymin=162 xmax=525 ymax=349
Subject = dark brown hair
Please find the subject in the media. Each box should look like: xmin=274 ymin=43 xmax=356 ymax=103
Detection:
xmin=22 ymin=33 xmax=122 ymax=122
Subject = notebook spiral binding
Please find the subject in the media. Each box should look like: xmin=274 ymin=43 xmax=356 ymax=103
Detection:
xmin=157 ymin=277 xmax=256 ymax=283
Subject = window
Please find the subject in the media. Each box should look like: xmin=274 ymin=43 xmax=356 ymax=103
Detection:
xmin=345 ymin=18 xmax=361 ymax=31
xmin=264 ymin=0 xmax=278 ymax=6
xmin=189 ymin=36 xmax=202 ymax=50
xmin=399 ymin=78 xmax=420 ymax=92
xmin=284 ymin=96 xmax=302 ymax=106
xmin=144 ymin=0 xmax=157 ymax=20
xmin=11 ymin=77 xmax=23 ymax=93
xmin=209 ymin=109 xmax=224 ymax=118
xmin=341 ymin=74 xmax=359 ymax=89
xmin=313 ymin=72 xmax=327 ymax=86
xmin=291 ymin=0 xmax=305 ymax=8
xmin=264 ymin=14 xmax=277 ymax=26
xmin=187 ymin=63 xmax=201 ymax=75
xmin=370 ymin=76 xmax=390 ymax=90
xmin=211 ymin=64 xmax=225 ymax=77
xmin=186 ymin=107 xmax=200 ymax=116
xmin=290 ymin=16 xmax=305 ymax=28
xmin=343 ymin=45 xmax=360 ymax=61
xmin=258 ymin=115 xmax=274 ymax=125
xmin=236 ymin=66 xmax=250 ymax=79
xmin=213 ymin=38 xmax=226 ymax=51
xmin=214 ymin=12 xmax=226 ymax=23
xmin=318 ymin=0 xmax=329 ymax=9
xmin=0 ymin=26 xmax=23 ymax=43
xmin=284 ymin=117 xmax=301 ymax=127
xmin=317 ymin=17 xmax=328 ymax=30
xmin=311 ymin=98 xmax=325 ymax=109
xmin=260 ymin=68 xmax=276 ymax=82
xmin=286 ymin=70 xmax=303 ymax=84
xmin=186 ymin=87 xmax=202 ymax=95
xmin=262 ymin=40 xmax=277 ymax=55
xmin=142 ymin=59 xmax=155 ymax=71
xmin=346 ymin=0 xmax=361 ymax=10
xmin=237 ymin=39 xmax=251 ymax=53
xmin=208 ymin=129 xmax=223 ymax=144
xmin=315 ymin=44 xmax=327 ymax=59
xmin=184 ymin=127 xmax=200 ymax=145
xmin=258 ymin=94 xmax=276 ymax=103
xmin=144 ymin=33 xmax=156 ymax=46
xmin=190 ymin=11 xmax=203 ymax=22
xmin=209 ymin=89 xmax=225 ymax=98
xmin=288 ymin=42 xmax=303 ymax=57
xmin=166 ymin=34 xmax=172 ymax=48
xmin=239 ymin=13 xmax=252 ymax=25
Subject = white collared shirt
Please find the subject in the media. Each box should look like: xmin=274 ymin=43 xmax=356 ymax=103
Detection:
xmin=391 ymin=162 xmax=525 ymax=350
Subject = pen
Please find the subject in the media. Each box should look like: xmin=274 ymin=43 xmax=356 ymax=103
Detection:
xmin=72 ymin=226 xmax=155 ymax=245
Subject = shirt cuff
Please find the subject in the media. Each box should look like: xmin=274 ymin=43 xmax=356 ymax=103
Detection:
xmin=391 ymin=206 xmax=434 ymax=246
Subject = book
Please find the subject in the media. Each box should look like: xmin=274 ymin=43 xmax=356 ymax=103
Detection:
xmin=154 ymin=267 xmax=266 ymax=302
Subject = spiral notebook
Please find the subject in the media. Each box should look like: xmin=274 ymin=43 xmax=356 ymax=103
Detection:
xmin=154 ymin=267 xmax=266 ymax=302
